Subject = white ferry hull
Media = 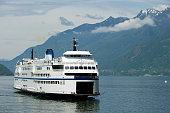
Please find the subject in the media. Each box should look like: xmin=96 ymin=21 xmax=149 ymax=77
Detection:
xmin=14 ymin=77 xmax=99 ymax=96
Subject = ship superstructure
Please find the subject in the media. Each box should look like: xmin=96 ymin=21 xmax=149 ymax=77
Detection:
xmin=14 ymin=38 xmax=99 ymax=97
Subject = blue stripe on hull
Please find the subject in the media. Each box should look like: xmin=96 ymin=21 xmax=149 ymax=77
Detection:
xmin=14 ymin=77 xmax=98 ymax=80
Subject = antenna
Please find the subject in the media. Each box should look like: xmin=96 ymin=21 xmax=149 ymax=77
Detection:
xmin=73 ymin=38 xmax=78 ymax=51
xmin=31 ymin=48 xmax=33 ymax=59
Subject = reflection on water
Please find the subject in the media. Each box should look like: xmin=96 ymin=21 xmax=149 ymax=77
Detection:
xmin=74 ymin=99 xmax=99 ymax=113
xmin=13 ymin=91 xmax=100 ymax=113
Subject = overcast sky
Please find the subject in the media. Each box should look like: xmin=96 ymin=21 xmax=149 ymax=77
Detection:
xmin=0 ymin=0 xmax=169 ymax=60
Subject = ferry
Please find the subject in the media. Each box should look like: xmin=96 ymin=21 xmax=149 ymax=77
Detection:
xmin=14 ymin=38 xmax=99 ymax=98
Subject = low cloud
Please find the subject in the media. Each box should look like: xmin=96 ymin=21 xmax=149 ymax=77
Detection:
xmin=76 ymin=14 xmax=104 ymax=20
xmin=92 ymin=17 xmax=155 ymax=33
xmin=153 ymin=5 xmax=170 ymax=11
xmin=59 ymin=17 xmax=74 ymax=26
xmin=85 ymin=14 xmax=104 ymax=20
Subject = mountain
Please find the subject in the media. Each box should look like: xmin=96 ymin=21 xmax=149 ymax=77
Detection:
xmin=71 ymin=16 xmax=129 ymax=32
xmin=135 ymin=8 xmax=164 ymax=19
xmin=113 ymin=30 xmax=170 ymax=76
xmin=112 ymin=8 xmax=170 ymax=76
xmin=0 ymin=16 xmax=130 ymax=72
xmin=0 ymin=7 xmax=170 ymax=76
xmin=0 ymin=64 xmax=13 ymax=76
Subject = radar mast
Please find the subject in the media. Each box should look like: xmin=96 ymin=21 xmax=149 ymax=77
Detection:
xmin=73 ymin=38 xmax=78 ymax=51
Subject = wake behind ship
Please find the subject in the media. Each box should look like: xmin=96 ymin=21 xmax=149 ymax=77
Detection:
xmin=14 ymin=38 xmax=99 ymax=98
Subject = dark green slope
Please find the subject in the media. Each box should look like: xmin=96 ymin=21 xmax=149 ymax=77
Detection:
xmin=113 ymin=31 xmax=170 ymax=76
xmin=0 ymin=64 xmax=13 ymax=76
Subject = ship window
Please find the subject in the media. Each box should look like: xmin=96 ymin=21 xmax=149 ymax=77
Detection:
xmin=47 ymin=67 xmax=50 ymax=70
xmin=70 ymin=66 xmax=74 ymax=70
xmin=76 ymin=55 xmax=81 ymax=57
xmin=88 ymin=66 xmax=91 ymax=70
xmin=79 ymin=66 xmax=83 ymax=69
xmin=65 ymin=66 xmax=69 ymax=70
xmin=65 ymin=73 xmax=97 ymax=76
xmin=55 ymin=81 xmax=59 ymax=84
xmin=22 ymin=73 xmax=27 ymax=75
xmin=22 ymin=67 xmax=31 ymax=70
xmin=64 ymin=55 xmax=92 ymax=58
xmin=66 ymin=55 xmax=70 ymax=57
xmin=52 ymin=65 xmax=64 ymax=69
xmin=75 ymin=66 xmax=78 ymax=69
xmin=84 ymin=66 xmax=87 ymax=70
xmin=36 ymin=66 xmax=42 ymax=70
xmin=92 ymin=66 xmax=95 ymax=70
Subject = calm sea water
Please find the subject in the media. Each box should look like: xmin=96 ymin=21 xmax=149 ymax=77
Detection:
xmin=0 ymin=75 xmax=170 ymax=113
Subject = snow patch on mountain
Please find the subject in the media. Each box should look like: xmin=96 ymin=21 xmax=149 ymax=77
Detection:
xmin=92 ymin=17 xmax=155 ymax=33
xmin=136 ymin=8 xmax=163 ymax=19
xmin=136 ymin=5 xmax=170 ymax=19
xmin=142 ymin=9 xmax=162 ymax=15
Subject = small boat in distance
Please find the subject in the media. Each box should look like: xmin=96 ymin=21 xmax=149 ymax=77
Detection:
xmin=14 ymin=38 xmax=100 ymax=98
